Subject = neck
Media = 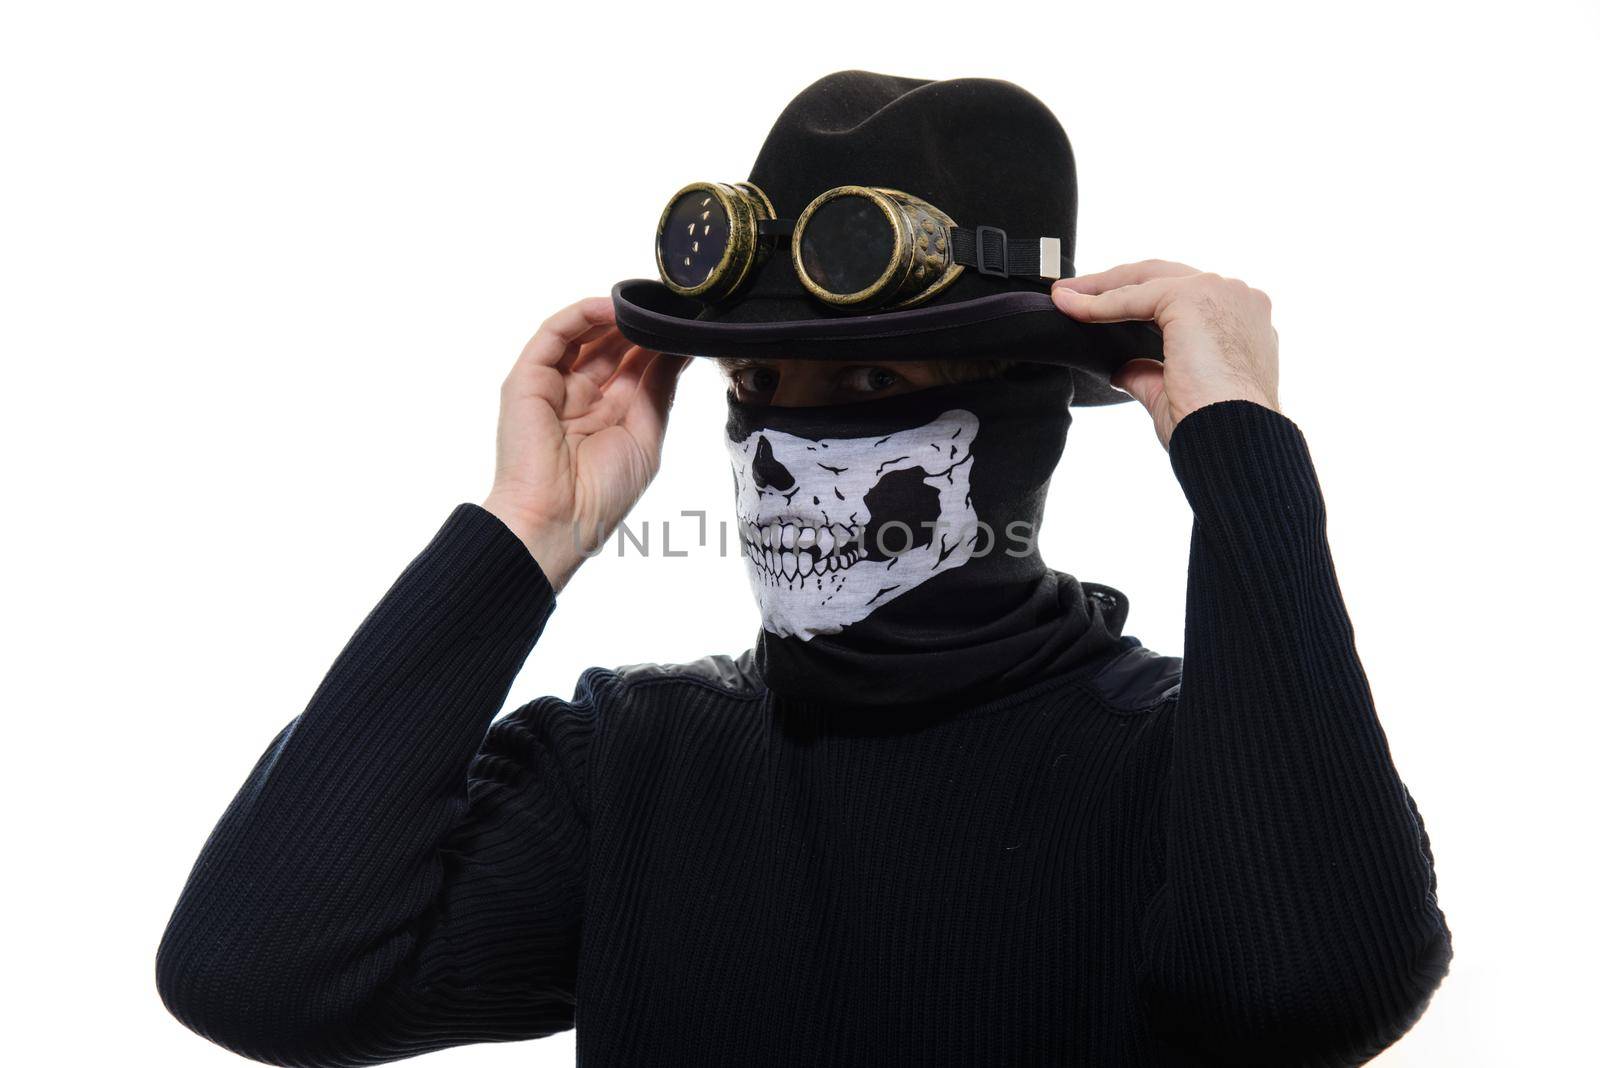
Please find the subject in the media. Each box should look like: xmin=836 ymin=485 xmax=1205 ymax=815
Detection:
xmin=755 ymin=556 xmax=1129 ymax=708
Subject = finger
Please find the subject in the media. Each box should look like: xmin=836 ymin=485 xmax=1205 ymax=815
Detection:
xmin=570 ymin=325 xmax=635 ymax=387
xmin=514 ymin=296 xmax=616 ymax=376
xmin=1052 ymin=276 xmax=1182 ymax=323
xmin=1109 ymin=358 xmax=1165 ymax=413
xmin=622 ymin=352 xmax=691 ymax=446
xmin=1053 ymin=259 xmax=1199 ymax=295
xmin=588 ymin=344 xmax=658 ymax=422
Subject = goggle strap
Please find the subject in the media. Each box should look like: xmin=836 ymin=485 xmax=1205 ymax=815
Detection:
xmin=757 ymin=218 xmax=795 ymax=237
xmin=949 ymin=226 xmax=1072 ymax=281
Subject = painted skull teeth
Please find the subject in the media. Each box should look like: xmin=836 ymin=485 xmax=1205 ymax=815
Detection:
xmin=740 ymin=521 xmax=865 ymax=583
xmin=742 ymin=518 xmax=870 ymax=578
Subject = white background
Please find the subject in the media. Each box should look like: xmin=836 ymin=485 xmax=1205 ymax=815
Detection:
xmin=3 ymin=2 xmax=1595 ymax=1064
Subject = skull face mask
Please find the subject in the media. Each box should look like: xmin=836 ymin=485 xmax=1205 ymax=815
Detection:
xmin=723 ymin=362 xmax=1130 ymax=707
xmin=728 ymin=408 xmax=980 ymax=641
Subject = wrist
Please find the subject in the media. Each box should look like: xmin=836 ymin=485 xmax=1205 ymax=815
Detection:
xmin=1168 ymin=396 xmax=1308 ymax=481
xmin=1166 ymin=397 xmax=1324 ymax=544
xmin=1173 ymin=388 xmax=1281 ymax=431
xmin=480 ymin=493 xmax=584 ymax=593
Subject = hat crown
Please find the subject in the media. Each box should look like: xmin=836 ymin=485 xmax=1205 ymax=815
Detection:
xmin=749 ymin=70 xmax=1078 ymax=266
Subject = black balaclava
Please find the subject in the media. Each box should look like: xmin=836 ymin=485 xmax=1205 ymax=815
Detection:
xmin=725 ymin=362 xmax=1129 ymax=708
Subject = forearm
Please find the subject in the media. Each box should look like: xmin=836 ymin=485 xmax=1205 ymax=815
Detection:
xmin=155 ymin=504 xmax=557 ymax=1064
xmin=1142 ymin=401 xmax=1450 ymax=1062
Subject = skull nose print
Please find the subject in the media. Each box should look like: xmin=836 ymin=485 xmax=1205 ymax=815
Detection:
xmin=752 ymin=435 xmax=796 ymax=492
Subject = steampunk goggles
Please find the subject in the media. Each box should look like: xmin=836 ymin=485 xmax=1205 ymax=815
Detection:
xmin=655 ymin=180 xmax=1072 ymax=312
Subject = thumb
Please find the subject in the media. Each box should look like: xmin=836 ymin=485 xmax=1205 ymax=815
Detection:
xmin=1110 ymin=358 xmax=1165 ymax=414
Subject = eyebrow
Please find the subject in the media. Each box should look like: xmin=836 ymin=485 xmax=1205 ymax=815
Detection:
xmin=714 ymin=356 xmax=766 ymax=376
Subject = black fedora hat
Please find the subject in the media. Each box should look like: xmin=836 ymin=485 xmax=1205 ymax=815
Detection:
xmin=611 ymin=70 xmax=1163 ymax=406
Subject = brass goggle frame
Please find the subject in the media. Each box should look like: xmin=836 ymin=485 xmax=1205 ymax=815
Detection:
xmin=654 ymin=180 xmax=964 ymax=312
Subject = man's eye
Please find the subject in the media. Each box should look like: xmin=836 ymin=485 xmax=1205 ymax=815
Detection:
xmin=841 ymin=366 xmax=901 ymax=393
xmin=733 ymin=366 xmax=779 ymax=396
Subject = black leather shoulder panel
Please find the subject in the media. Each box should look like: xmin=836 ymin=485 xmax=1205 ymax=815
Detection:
xmin=612 ymin=646 xmax=764 ymax=698
xmin=1087 ymin=640 xmax=1183 ymax=713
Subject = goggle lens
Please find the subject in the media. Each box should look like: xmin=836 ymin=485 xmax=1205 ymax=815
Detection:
xmin=660 ymin=188 xmax=733 ymax=290
xmin=796 ymin=193 xmax=898 ymax=299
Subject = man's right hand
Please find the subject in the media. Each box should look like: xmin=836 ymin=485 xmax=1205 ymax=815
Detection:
xmin=482 ymin=297 xmax=689 ymax=592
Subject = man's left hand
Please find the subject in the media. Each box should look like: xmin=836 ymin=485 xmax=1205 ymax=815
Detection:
xmin=1052 ymin=261 xmax=1280 ymax=449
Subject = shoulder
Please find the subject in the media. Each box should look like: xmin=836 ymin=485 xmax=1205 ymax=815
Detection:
xmin=1081 ymin=636 xmax=1183 ymax=713
xmin=573 ymin=647 xmax=765 ymax=706
xmin=492 ymin=650 xmax=762 ymax=761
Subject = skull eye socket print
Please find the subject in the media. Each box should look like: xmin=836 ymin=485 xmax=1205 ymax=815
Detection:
xmin=727 ymin=410 xmax=979 ymax=641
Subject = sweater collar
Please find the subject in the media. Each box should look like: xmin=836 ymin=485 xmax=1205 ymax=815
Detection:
xmin=753 ymin=570 xmax=1130 ymax=708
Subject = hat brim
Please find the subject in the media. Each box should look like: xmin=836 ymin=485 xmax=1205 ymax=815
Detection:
xmin=612 ymin=279 xmax=1161 ymax=407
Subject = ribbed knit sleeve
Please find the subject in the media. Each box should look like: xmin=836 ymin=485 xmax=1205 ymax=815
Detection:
xmin=1139 ymin=401 xmax=1452 ymax=1065
xmin=155 ymin=504 xmax=593 ymax=1067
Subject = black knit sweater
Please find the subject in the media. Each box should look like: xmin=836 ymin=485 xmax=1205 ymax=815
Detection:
xmin=155 ymin=400 xmax=1451 ymax=1066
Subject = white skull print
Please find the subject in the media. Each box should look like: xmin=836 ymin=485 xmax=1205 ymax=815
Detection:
xmin=727 ymin=409 xmax=981 ymax=641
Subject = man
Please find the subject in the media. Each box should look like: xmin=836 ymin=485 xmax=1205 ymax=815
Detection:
xmin=156 ymin=72 xmax=1451 ymax=1065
